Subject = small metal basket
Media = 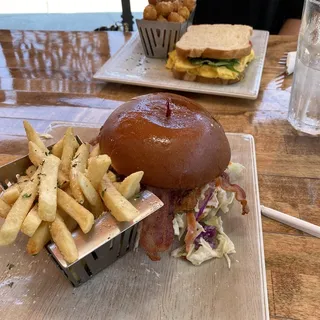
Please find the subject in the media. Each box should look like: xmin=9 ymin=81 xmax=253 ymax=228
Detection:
xmin=48 ymin=189 xmax=162 ymax=286
xmin=136 ymin=10 xmax=195 ymax=59
xmin=0 ymin=138 xmax=163 ymax=287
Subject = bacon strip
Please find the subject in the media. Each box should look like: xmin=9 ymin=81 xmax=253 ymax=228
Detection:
xmin=218 ymin=172 xmax=250 ymax=215
xmin=139 ymin=187 xmax=174 ymax=261
xmin=185 ymin=212 xmax=197 ymax=253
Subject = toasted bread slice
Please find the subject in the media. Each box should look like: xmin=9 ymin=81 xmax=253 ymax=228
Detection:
xmin=172 ymin=69 xmax=244 ymax=85
xmin=176 ymin=24 xmax=253 ymax=60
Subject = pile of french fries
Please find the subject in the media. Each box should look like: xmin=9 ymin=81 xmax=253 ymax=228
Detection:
xmin=0 ymin=121 xmax=144 ymax=264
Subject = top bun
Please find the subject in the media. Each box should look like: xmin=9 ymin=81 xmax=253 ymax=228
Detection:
xmin=99 ymin=93 xmax=231 ymax=189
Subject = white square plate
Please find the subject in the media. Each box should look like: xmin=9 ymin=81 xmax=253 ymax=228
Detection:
xmin=94 ymin=30 xmax=269 ymax=100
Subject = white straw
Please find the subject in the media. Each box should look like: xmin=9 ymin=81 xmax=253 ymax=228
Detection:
xmin=261 ymin=205 xmax=320 ymax=238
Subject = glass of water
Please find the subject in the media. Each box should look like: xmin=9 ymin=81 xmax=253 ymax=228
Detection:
xmin=287 ymin=0 xmax=320 ymax=135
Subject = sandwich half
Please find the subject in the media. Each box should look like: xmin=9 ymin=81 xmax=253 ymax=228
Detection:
xmin=166 ymin=24 xmax=255 ymax=84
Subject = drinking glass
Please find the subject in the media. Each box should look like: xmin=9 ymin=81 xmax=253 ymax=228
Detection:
xmin=287 ymin=0 xmax=320 ymax=135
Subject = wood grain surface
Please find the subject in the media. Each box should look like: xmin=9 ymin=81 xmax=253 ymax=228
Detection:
xmin=0 ymin=30 xmax=319 ymax=320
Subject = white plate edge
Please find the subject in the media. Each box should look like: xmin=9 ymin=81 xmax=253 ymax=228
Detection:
xmin=243 ymin=133 xmax=270 ymax=320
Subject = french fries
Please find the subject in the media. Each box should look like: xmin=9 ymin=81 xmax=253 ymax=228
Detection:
xmin=119 ymin=171 xmax=143 ymax=199
xmin=0 ymin=198 xmax=11 ymax=218
xmin=26 ymin=221 xmax=50 ymax=255
xmin=1 ymin=184 xmax=20 ymax=204
xmin=58 ymin=128 xmax=79 ymax=187
xmin=89 ymin=144 xmax=100 ymax=158
xmin=28 ymin=141 xmax=45 ymax=166
xmin=21 ymin=204 xmax=41 ymax=237
xmin=107 ymin=171 xmax=117 ymax=183
xmin=26 ymin=165 xmax=37 ymax=178
xmin=78 ymin=172 xmax=104 ymax=218
xmin=51 ymin=138 xmax=64 ymax=158
xmin=57 ymin=188 xmax=94 ymax=234
xmin=113 ymin=182 xmax=121 ymax=191
xmin=0 ymin=167 xmax=40 ymax=245
xmin=69 ymin=143 xmax=90 ymax=203
xmin=64 ymin=186 xmax=73 ymax=197
xmin=17 ymin=180 xmax=29 ymax=193
xmin=99 ymin=175 xmax=140 ymax=222
xmin=72 ymin=143 xmax=90 ymax=173
xmin=23 ymin=120 xmax=49 ymax=153
xmin=1 ymin=121 xmax=148 ymax=265
xmin=38 ymin=155 xmax=60 ymax=222
xmin=17 ymin=175 xmax=29 ymax=184
xmin=49 ymin=213 xmax=78 ymax=264
xmin=86 ymin=155 xmax=111 ymax=190
xmin=59 ymin=209 xmax=78 ymax=232
xmin=69 ymin=168 xmax=83 ymax=203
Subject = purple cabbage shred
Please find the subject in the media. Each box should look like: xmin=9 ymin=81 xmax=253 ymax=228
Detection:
xmin=195 ymin=184 xmax=215 ymax=221
xmin=194 ymin=225 xmax=217 ymax=249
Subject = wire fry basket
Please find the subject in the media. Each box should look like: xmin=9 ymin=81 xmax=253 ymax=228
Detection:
xmin=136 ymin=10 xmax=195 ymax=59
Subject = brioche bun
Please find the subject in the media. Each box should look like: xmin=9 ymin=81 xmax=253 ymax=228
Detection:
xmin=99 ymin=93 xmax=231 ymax=189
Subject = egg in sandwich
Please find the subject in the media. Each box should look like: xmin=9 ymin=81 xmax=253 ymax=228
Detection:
xmin=166 ymin=24 xmax=255 ymax=84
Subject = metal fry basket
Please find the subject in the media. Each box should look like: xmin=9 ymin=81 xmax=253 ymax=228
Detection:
xmin=0 ymin=138 xmax=163 ymax=287
xmin=48 ymin=223 xmax=140 ymax=287
xmin=136 ymin=10 xmax=195 ymax=59
xmin=48 ymin=189 xmax=162 ymax=286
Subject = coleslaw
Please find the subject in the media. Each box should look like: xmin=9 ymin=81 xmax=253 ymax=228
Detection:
xmin=171 ymin=162 xmax=245 ymax=267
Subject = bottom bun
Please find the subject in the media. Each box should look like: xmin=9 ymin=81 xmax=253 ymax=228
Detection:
xmin=172 ymin=69 xmax=244 ymax=85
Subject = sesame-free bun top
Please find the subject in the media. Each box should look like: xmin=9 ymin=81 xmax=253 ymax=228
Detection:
xmin=99 ymin=93 xmax=231 ymax=189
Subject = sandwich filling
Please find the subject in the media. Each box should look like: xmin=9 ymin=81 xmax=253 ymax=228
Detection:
xmin=139 ymin=162 xmax=249 ymax=266
xmin=166 ymin=49 xmax=255 ymax=80
xmin=171 ymin=162 xmax=248 ymax=267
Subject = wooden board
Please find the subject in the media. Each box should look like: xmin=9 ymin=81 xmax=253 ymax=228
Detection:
xmin=0 ymin=122 xmax=269 ymax=320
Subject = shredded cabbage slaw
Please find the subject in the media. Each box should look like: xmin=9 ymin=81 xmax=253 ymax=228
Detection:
xmin=171 ymin=162 xmax=245 ymax=267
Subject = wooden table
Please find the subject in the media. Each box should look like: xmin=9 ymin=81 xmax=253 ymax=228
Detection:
xmin=0 ymin=30 xmax=319 ymax=320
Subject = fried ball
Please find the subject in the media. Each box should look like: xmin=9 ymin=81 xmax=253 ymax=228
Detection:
xmin=155 ymin=2 xmax=174 ymax=17
xmin=178 ymin=6 xmax=190 ymax=19
xmin=172 ymin=0 xmax=183 ymax=12
xmin=183 ymin=0 xmax=195 ymax=12
xmin=148 ymin=0 xmax=158 ymax=4
xmin=143 ymin=5 xmax=157 ymax=20
xmin=167 ymin=12 xmax=185 ymax=23
xmin=157 ymin=15 xmax=167 ymax=22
